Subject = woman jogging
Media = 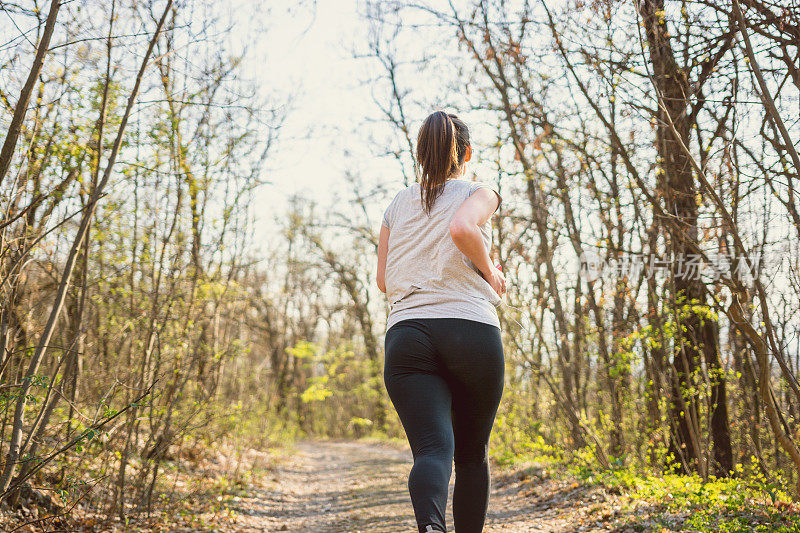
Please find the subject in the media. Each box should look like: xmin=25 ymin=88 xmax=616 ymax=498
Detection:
xmin=376 ymin=110 xmax=506 ymax=533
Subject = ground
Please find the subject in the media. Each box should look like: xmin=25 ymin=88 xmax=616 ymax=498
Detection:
xmin=228 ymin=439 xmax=632 ymax=533
xmin=5 ymin=438 xmax=792 ymax=532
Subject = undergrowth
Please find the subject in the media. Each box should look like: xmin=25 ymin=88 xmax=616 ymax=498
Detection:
xmin=489 ymin=436 xmax=800 ymax=532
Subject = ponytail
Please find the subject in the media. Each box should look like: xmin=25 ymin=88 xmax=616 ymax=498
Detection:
xmin=416 ymin=110 xmax=469 ymax=215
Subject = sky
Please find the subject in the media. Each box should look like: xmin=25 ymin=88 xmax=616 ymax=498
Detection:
xmin=233 ymin=1 xmax=389 ymax=243
xmin=228 ymin=0 xmax=501 ymax=250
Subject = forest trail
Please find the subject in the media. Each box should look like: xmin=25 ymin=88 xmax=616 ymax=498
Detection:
xmin=228 ymin=440 xmax=623 ymax=533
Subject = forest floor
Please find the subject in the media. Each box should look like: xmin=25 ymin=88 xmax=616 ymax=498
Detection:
xmin=224 ymin=439 xmax=680 ymax=532
xmin=2 ymin=438 xmax=798 ymax=532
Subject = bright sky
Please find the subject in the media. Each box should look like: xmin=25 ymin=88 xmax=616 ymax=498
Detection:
xmin=236 ymin=1 xmax=388 ymax=242
xmin=233 ymin=1 xmax=495 ymax=250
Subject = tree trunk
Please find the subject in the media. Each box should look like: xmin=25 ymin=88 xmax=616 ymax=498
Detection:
xmin=638 ymin=0 xmax=732 ymax=476
xmin=0 ymin=0 xmax=61 ymax=187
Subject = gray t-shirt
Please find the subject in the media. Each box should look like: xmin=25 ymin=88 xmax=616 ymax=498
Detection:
xmin=382 ymin=178 xmax=502 ymax=331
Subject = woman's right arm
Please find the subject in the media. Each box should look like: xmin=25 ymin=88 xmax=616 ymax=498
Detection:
xmin=449 ymin=188 xmax=505 ymax=297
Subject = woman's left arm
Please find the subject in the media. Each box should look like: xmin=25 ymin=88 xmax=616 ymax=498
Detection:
xmin=376 ymin=224 xmax=389 ymax=293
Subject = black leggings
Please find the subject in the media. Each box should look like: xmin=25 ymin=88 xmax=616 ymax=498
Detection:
xmin=384 ymin=318 xmax=505 ymax=533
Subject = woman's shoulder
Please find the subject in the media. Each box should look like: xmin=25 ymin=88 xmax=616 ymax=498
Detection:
xmin=447 ymin=178 xmax=494 ymax=194
xmin=386 ymin=183 xmax=415 ymax=202
xmin=394 ymin=182 xmax=419 ymax=195
xmin=383 ymin=183 xmax=417 ymax=229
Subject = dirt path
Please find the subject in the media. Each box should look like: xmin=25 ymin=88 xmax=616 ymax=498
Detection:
xmin=229 ymin=440 xmax=624 ymax=533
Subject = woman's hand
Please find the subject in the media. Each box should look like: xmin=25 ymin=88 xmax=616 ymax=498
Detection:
xmin=483 ymin=264 xmax=506 ymax=298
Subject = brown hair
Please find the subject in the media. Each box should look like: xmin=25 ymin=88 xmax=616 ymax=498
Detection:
xmin=416 ymin=111 xmax=471 ymax=215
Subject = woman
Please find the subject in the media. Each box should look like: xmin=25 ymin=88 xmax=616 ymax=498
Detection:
xmin=376 ymin=110 xmax=506 ymax=533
